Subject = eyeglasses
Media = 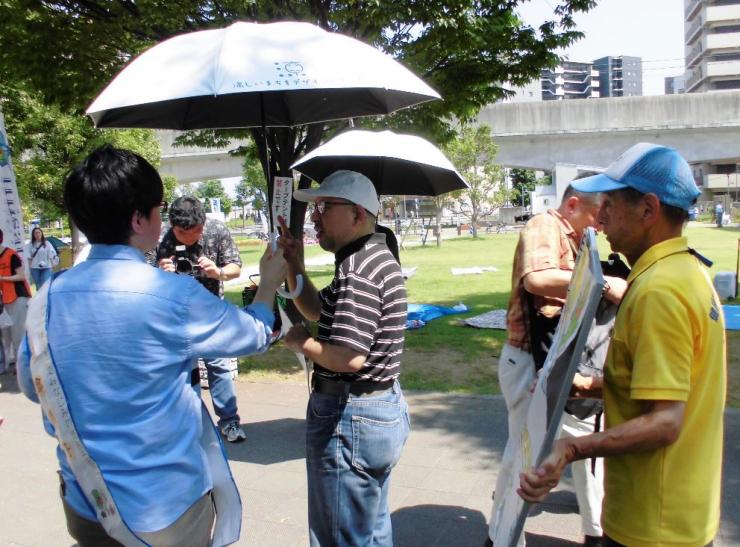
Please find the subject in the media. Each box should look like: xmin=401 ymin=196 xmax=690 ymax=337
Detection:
xmin=159 ymin=200 xmax=168 ymax=214
xmin=310 ymin=201 xmax=354 ymax=216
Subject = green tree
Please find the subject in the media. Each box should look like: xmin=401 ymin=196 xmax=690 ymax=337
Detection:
xmin=509 ymin=168 xmax=538 ymax=208
xmin=196 ymin=179 xmax=232 ymax=215
xmin=239 ymin=145 xmax=269 ymax=216
xmin=444 ymin=125 xmax=505 ymax=237
xmin=1 ymin=0 xmax=596 ymax=233
xmin=233 ymin=179 xmax=250 ymax=228
xmin=1 ymin=85 xmax=165 ymax=227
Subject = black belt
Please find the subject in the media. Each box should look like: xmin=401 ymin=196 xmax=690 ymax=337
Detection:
xmin=311 ymin=375 xmax=392 ymax=396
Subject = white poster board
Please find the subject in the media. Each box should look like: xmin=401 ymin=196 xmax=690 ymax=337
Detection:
xmin=0 ymin=110 xmax=26 ymax=259
xmin=493 ymin=227 xmax=605 ymax=546
xmin=272 ymin=176 xmax=293 ymax=229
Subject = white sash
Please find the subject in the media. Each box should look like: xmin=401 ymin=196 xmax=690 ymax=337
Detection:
xmin=27 ymin=278 xmax=242 ymax=546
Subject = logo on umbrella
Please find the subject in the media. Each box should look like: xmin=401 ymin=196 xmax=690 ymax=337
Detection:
xmin=233 ymin=61 xmax=317 ymax=90
xmin=277 ymin=61 xmax=305 ymax=77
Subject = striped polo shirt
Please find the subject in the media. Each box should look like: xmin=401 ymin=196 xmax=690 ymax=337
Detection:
xmin=316 ymin=232 xmax=407 ymax=383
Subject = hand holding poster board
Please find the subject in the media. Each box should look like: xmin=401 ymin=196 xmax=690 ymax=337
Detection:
xmin=493 ymin=227 xmax=605 ymax=546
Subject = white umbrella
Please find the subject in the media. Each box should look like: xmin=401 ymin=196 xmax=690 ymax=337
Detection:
xmin=87 ymin=21 xmax=440 ymax=130
xmin=86 ymin=22 xmax=440 ymax=302
xmin=290 ymin=129 xmax=468 ymax=196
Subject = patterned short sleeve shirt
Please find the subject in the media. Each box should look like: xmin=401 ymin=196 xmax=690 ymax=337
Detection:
xmin=156 ymin=218 xmax=242 ymax=297
xmin=506 ymin=209 xmax=579 ymax=350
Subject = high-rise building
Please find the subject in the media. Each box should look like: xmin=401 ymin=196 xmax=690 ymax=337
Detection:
xmin=685 ymin=0 xmax=740 ymax=93
xmin=665 ymin=74 xmax=687 ymax=94
xmin=541 ymin=61 xmax=600 ymax=100
xmin=593 ymin=56 xmax=643 ymax=97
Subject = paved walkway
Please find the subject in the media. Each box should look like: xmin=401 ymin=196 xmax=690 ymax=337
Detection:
xmin=0 ymin=375 xmax=738 ymax=546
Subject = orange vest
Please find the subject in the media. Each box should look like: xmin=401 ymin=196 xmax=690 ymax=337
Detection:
xmin=0 ymin=247 xmax=31 ymax=304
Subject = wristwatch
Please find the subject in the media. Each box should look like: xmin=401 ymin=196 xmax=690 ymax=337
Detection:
xmin=219 ymin=267 xmax=225 ymax=281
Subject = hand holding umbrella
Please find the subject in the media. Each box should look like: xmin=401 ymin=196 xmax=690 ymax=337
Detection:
xmin=277 ymin=216 xmax=306 ymax=294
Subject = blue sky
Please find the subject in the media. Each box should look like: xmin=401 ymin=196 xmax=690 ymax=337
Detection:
xmin=519 ymin=0 xmax=685 ymax=95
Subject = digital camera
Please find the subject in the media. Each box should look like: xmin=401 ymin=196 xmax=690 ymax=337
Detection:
xmin=174 ymin=244 xmax=202 ymax=277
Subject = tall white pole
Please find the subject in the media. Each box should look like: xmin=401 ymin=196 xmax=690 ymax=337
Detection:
xmin=0 ymin=107 xmax=27 ymax=258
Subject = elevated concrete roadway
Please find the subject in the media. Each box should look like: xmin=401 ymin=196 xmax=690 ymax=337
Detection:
xmin=476 ymin=90 xmax=740 ymax=170
xmin=157 ymin=92 xmax=740 ymax=184
xmin=157 ymin=130 xmax=247 ymax=183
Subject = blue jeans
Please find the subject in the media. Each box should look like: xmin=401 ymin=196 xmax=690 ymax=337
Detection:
xmin=31 ymin=267 xmax=52 ymax=290
xmin=204 ymin=357 xmax=239 ymax=427
xmin=306 ymin=381 xmax=410 ymax=547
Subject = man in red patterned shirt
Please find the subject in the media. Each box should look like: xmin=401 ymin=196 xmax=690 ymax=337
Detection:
xmin=488 ymin=185 xmax=625 ymax=547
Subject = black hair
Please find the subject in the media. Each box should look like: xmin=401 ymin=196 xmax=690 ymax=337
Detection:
xmin=0 ymin=228 xmax=4 ymax=244
xmin=64 ymin=145 xmax=163 ymax=244
xmin=614 ymin=187 xmax=690 ymax=225
xmin=168 ymin=196 xmax=206 ymax=230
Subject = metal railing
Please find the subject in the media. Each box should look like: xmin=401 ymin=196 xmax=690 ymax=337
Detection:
xmin=685 ymin=15 xmax=703 ymax=44
xmin=685 ymin=0 xmax=702 ymax=21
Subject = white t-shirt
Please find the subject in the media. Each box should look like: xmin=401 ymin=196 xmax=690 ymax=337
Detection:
xmin=25 ymin=241 xmax=58 ymax=270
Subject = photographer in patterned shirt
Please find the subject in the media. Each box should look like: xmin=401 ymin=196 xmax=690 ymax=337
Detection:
xmin=156 ymin=196 xmax=247 ymax=443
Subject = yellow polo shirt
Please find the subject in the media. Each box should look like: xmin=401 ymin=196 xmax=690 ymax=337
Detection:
xmin=602 ymin=237 xmax=726 ymax=547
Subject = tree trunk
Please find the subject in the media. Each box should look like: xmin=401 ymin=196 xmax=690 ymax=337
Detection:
xmin=251 ymin=124 xmax=324 ymax=241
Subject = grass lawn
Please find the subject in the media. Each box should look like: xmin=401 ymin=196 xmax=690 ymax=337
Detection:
xmin=226 ymin=222 xmax=740 ymax=407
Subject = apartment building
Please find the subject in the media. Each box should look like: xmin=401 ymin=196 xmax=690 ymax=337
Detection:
xmin=541 ymin=61 xmax=600 ymax=100
xmin=685 ymin=0 xmax=740 ymax=92
xmin=593 ymin=56 xmax=643 ymax=97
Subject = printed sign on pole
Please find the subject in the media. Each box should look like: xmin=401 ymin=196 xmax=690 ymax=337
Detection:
xmin=210 ymin=197 xmax=221 ymax=213
xmin=492 ymin=227 xmax=605 ymax=547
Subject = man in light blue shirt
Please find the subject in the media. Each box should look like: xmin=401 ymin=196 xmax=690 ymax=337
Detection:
xmin=18 ymin=145 xmax=286 ymax=547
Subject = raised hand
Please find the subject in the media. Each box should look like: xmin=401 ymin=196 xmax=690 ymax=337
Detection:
xmin=276 ymin=215 xmax=304 ymax=268
xmin=258 ymin=246 xmax=287 ymax=292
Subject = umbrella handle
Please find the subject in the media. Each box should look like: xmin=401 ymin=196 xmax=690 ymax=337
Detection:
xmin=270 ymin=232 xmax=304 ymax=299
xmin=277 ymin=274 xmax=303 ymax=299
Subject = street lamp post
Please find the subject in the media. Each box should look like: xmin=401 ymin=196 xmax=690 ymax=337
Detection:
xmin=727 ymin=174 xmax=731 ymax=211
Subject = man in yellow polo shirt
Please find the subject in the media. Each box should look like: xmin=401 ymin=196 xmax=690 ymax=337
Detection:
xmin=518 ymin=143 xmax=726 ymax=547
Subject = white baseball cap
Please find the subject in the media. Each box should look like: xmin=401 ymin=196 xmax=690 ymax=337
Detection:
xmin=293 ymin=170 xmax=380 ymax=216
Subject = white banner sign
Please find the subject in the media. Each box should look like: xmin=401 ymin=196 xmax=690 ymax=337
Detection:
xmin=272 ymin=176 xmax=293 ymax=228
xmin=0 ymin=109 xmax=26 ymax=258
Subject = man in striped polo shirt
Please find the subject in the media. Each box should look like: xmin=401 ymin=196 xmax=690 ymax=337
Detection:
xmin=278 ymin=170 xmax=410 ymax=547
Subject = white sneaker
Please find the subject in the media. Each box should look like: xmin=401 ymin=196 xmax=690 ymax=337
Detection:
xmin=221 ymin=421 xmax=246 ymax=443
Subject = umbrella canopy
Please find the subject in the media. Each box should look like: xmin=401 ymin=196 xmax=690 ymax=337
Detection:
xmin=87 ymin=21 xmax=440 ymax=130
xmin=290 ymin=129 xmax=468 ymax=196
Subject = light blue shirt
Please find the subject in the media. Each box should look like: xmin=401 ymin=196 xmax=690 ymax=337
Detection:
xmin=18 ymin=244 xmax=274 ymax=533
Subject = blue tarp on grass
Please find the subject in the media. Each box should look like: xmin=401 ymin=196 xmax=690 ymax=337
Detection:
xmin=723 ymin=305 xmax=740 ymax=330
xmin=406 ymin=303 xmax=468 ymax=329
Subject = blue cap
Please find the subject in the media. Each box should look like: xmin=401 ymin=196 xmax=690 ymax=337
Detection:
xmin=571 ymin=143 xmax=700 ymax=210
